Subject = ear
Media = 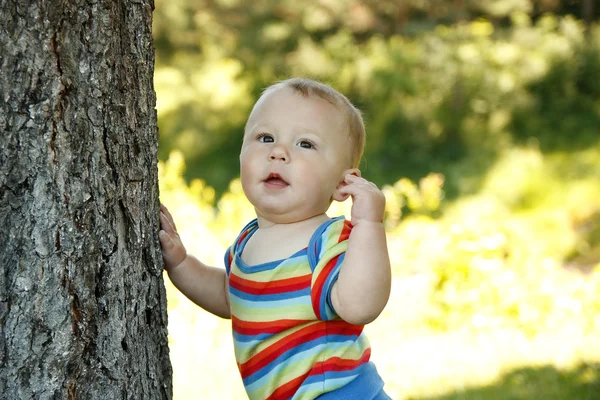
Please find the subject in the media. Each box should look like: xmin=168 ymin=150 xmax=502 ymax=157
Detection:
xmin=332 ymin=168 xmax=360 ymax=202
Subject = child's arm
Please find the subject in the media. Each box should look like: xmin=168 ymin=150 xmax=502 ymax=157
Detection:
xmin=159 ymin=204 xmax=231 ymax=319
xmin=330 ymin=174 xmax=391 ymax=325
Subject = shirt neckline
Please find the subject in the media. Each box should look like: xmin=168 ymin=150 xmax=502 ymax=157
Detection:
xmin=233 ymin=216 xmax=345 ymax=274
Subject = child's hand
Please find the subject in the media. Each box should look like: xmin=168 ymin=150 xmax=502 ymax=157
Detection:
xmin=159 ymin=204 xmax=187 ymax=271
xmin=339 ymin=174 xmax=386 ymax=225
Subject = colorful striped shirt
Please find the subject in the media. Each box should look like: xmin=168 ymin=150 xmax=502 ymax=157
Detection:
xmin=224 ymin=217 xmax=372 ymax=400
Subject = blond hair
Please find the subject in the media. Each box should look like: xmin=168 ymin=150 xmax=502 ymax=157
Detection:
xmin=257 ymin=77 xmax=366 ymax=168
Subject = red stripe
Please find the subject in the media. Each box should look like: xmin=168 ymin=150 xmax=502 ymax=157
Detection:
xmin=230 ymin=280 xmax=310 ymax=296
xmin=310 ymin=221 xmax=352 ymax=318
xmin=309 ymin=348 xmax=371 ymax=376
xmin=311 ymin=256 xmax=339 ymax=318
xmin=265 ymin=371 xmax=310 ymax=400
xmin=232 ymin=316 xmax=310 ymax=335
xmin=239 ymin=324 xmax=326 ymax=378
xmin=237 ymin=230 xmax=250 ymax=246
xmin=340 ymin=220 xmax=352 ymax=241
xmin=239 ymin=321 xmax=363 ymax=378
xmin=265 ymin=347 xmax=369 ymax=400
xmin=230 ymin=273 xmax=311 ymax=295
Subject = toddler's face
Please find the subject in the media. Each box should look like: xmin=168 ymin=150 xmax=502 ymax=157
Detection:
xmin=239 ymin=87 xmax=354 ymax=223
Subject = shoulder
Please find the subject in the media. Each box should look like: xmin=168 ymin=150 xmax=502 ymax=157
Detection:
xmin=233 ymin=219 xmax=259 ymax=251
xmin=307 ymin=216 xmax=352 ymax=269
xmin=224 ymin=219 xmax=258 ymax=271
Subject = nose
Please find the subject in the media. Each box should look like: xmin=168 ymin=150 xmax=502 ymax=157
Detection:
xmin=269 ymin=144 xmax=289 ymax=163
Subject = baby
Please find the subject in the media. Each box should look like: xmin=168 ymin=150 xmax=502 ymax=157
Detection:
xmin=160 ymin=78 xmax=392 ymax=399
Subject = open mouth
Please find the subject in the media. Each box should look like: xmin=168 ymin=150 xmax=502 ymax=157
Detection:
xmin=264 ymin=173 xmax=289 ymax=187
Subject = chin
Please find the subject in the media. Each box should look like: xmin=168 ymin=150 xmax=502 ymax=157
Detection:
xmin=255 ymin=204 xmax=291 ymax=217
xmin=256 ymin=206 xmax=304 ymax=223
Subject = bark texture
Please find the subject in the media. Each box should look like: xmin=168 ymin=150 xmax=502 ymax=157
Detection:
xmin=0 ymin=0 xmax=172 ymax=398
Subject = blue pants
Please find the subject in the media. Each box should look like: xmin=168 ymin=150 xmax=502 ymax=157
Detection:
xmin=316 ymin=362 xmax=392 ymax=400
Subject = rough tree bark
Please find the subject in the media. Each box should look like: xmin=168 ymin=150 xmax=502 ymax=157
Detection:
xmin=0 ymin=0 xmax=172 ymax=398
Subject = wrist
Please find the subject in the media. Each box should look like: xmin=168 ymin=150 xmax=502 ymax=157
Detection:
xmin=351 ymin=218 xmax=384 ymax=227
xmin=164 ymin=252 xmax=188 ymax=273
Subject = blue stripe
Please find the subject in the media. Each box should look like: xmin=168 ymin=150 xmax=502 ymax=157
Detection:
xmin=315 ymin=362 xmax=388 ymax=400
xmin=318 ymin=255 xmax=343 ymax=320
xmin=229 ymin=286 xmax=310 ymax=302
xmin=303 ymin=366 xmax=359 ymax=385
xmin=235 ymin=248 xmax=308 ymax=274
xmin=233 ymin=338 xmax=263 ymax=350
xmin=233 ymin=330 xmax=274 ymax=343
xmin=242 ymin=333 xmax=362 ymax=387
xmin=244 ymin=344 xmax=325 ymax=394
xmin=307 ymin=217 xmax=344 ymax=272
xmin=224 ymin=246 xmax=232 ymax=276
xmin=242 ymin=336 xmax=327 ymax=386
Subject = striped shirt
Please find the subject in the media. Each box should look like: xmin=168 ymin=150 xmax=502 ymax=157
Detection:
xmin=224 ymin=217 xmax=372 ymax=400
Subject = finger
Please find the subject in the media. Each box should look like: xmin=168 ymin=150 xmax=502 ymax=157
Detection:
xmin=337 ymin=182 xmax=363 ymax=196
xmin=344 ymin=173 xmax=361 ymax=183
xmin=162 ymin=206 xmax=180 ymax=232
xmin=341 ymin=175 xmax=369 ymax=188
xmin=160 ymin=204 xmax=177 ymax=228
xmin=158 ymin=229 xmax=174 ymax=249
xmin=160 ymin=211 xmax=177 ymax=234
xmin=159 ymin=212 xmax=169 ymax=232
xmin=345 ymin=174 xmax=376 ymax=187
xmin=339 ymin=181 xmax=382 ymax=198
xmin=160 ymin=203 xmax=171 ymax=220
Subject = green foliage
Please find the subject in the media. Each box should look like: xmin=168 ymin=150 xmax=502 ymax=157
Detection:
xmin=154 ymin=4 xmax=600 ymax=200
xmin=386 ymin=146 xmax=600 ymax=334
xmin=383 ymin=173 xmax=445 ymax=227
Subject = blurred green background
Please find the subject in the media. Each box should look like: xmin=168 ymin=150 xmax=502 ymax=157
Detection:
xmin=153 ymin=1 xmax=600 ymax=399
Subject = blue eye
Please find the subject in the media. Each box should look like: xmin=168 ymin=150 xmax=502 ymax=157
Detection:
xmin=257 ymin=133 xmax=274 ymax=143
xmin=298 ymin=140 xmax=315 ymax=149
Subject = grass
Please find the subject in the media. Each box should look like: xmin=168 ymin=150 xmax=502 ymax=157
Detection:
xmin=413 ymin=363 xmax=600 ymax=400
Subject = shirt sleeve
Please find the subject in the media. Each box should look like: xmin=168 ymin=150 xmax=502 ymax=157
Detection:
xmin=223 ymin=218 xmax=259 ymax=277
xmin=224 ymin=246 xmax=234 ymax=276
xmin=308 ymin=217 xmax=353 ymax=321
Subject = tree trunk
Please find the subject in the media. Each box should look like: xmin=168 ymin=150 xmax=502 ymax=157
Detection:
xmin=0 ymin=0 xmax=172 ymax=399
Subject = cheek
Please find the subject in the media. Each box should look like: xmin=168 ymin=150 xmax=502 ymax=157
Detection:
xmin=240 ymin=150 xmax=257 ymax=171
xmin=240 ymin=159 xmax=255 ymax=184
xmin=239 ymin=156 xmax=255 ymax=188
xmin=240 ymin=167 xmax=256 ymax=203
xmin=299 ymin=165 xmax=340 ymax=195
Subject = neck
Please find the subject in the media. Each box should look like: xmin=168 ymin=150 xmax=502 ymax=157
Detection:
xmin=256 ymin=213 xmax=329 ymax=230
